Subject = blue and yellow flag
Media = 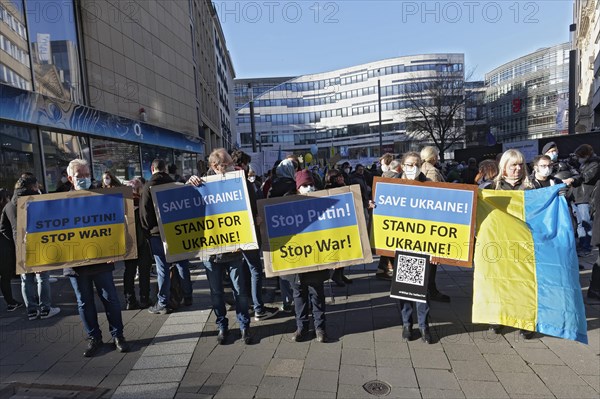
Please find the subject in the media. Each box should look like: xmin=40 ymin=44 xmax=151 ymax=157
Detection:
xmin=473 ymin=185 xmax=587 ymax=344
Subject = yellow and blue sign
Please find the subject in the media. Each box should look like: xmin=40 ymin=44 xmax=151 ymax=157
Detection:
xmin=152 ymin=171 xmax=258 ymax=262
xmin=371 ymin=178 xmax=477 ymax=266
xmin=473 ymin=185 xmax=587 ymax=343
xmin=23 ymin=193 xmax=127 ymax=268
xmin=260 ymin=186 xmax=372 ymax=277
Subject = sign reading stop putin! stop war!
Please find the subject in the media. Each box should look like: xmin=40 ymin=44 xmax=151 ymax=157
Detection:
xmin=16 ymin=187 xmax=137 ymax=273
xmin=151 ymin=170 xmax=258 ymax=263
xmin=371 ymin=177 xmax=477 ymax=267
xmin=258 ymin=185 xmax=372 ymax=278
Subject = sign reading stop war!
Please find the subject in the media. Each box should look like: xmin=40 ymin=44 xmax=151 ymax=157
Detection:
xmin=16 ymin=187 xmax=137 ymax=273
xmin=371 ymin=178 xmax=477 ymax=267
xmin=151 ymin=170 xmax=258 ymax=263
xmin=258 ymin=185 xmax=372 ymax=277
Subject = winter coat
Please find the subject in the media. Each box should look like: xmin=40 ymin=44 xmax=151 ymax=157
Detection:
xmin=140 ymin=172 xmax=174 ymax=237
xmin=571 ymin=155 xmax=600 ymax=204
xmin=421 ymin=161 xmax=445 ymax=183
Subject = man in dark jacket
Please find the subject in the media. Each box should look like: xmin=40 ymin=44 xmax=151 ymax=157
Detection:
xmin=65 ymin=159 xmax=129 ymax=357
xmin=140 ymin=159 xmax=193 ymax=314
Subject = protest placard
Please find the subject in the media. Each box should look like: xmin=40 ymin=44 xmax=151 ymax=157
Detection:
xmin=151 ymin=170 xmax=258 ymax=263
xmin=258 ymin=185 xmax=372 ymax=277
xmin=390 ymin=250 xmax=431 ymax=303
xmin=371 ymin=177 xmax=477 ymax=267
xmin=15 ymin=187 xmax=136 ymax=273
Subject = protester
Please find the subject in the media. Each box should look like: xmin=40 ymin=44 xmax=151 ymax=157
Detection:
xmin=140 ymin=159 xmax=193 ymax=314
xmin=0 ymin=188 xmax=21 ymax=312
xmin=350 ymin=164 xmax=371 ymax=227
xmin=376 ymin=159 xmax=403 ymax=280
xmin=55 ymin=170 xmax=72 ymax=192
xmin=168 ymin=164 xmax=185 ymax=183
xmin=268 ymin=158 xmax=298 ymax=313
xmin=340 ymin=161 xmax=351 ymax=185
xmin=530 ymin=155 xmax=563 ymax=189
xmin=231 ymin=149 xmax=279 ymax=322
xmin=0 ymin=176 xmax=60 ymax=321
xmin=564 ymin=144 xmax=600 ymax=257
xmin=542 ymin=142 xmax=560 ymax=174
xmin=101 ymin=171 xmax=122 ymax=188
xmin=487 ymin=149 xmax=534 ymax=339
xmin=65 ymin=159 xmax=129 ymax=356
xmin=460 ymin=157 xmax=478 ymax=184
xmin=589 ymin=176 xmax=600 ymax=301
xmin=188 ymin=148 xmax=252 ymax=344
xmin=475 ymin=160 xmax=499 ymax=189
xmin=122 ymin=178 xmax=152 ymax=310
xmin=289 ymin=169 xmax=330 ymax=343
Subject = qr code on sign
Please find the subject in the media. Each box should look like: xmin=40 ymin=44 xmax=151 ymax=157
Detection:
xmin=395 ymin=255 xmax=426 ymax=286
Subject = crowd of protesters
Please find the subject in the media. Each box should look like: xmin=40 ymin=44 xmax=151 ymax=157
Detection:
xmin=0 ymin=142 xmax=598 ymax=353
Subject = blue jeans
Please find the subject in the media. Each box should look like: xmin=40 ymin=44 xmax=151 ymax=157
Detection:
xmin=400 ymin=300 xmax=430 ymax=330
xmin=203 ymin=258 xmax=250 ymax=330
xmin=69 ymin=270 xmax=123 ymax=340
xmin=149 ymin=236 xmax=192 ymax=307
xmin=573 ymin=203 xmax=592 ymax=251
xmin=21 ymin=271 xmax=51 ymax=312
xmin=242 ymin=249 xmax=265 ymax=312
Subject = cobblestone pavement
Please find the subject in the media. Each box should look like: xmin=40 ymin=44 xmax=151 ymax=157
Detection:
xmin=0 ymin=254 xmax=598 ymax=398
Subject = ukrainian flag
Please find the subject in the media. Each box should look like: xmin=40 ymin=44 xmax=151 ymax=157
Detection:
xmin=473 ymin=185 xmax=588 ymax=344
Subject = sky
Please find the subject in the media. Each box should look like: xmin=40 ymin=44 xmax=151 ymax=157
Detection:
xmin=215 ymin=0 xmax=573 ymax=81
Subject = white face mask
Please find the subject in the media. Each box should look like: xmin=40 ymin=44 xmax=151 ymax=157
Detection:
xmin=343 ymin=168 xmax=350 ymax=174
xmin=404 ymin=165 xmax=418 ymax=179
xmin=381 ymin=164 xmax=390 ymax=173
xmin=103 ymin=178 xmax=111 ymax=186
xmin=75 ymin=177 xmax=91 ymax=190
xmin=248 ymin=176 xmax=256 ymax=183
xmin=536 ymin=166 xmax=552 ymax=177
xmin=298 ymin=185 xmax=316 ymax=194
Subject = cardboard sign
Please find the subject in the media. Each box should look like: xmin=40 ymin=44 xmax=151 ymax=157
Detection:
xmin=258 ymin=185 xmax=372 ymax=278
xmin=16 ymin=187 xmax=136 ymax=273
xmin=390 ymin=250 xmax=431 ymax=303
xmin=151 ymin=170 xmax=258 ymax=263
xmin=371 ymin=177 xmax=477 ymax=267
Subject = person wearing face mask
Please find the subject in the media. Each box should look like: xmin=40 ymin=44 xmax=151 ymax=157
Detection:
xmin=0 ymin=176 xmax=61 ymax=321
xmin=565 ymin=144 xmax=600 ymax=257
xmin=55 ymin=170 xmax=72 ymax=192
xmin=340 ymin=162 xmax=352 ymax=186
xmin=379 ymin=153 xmax=394 ymax=175
xmin=101 ymin=171 xmax=122 ymax=188
xmin=530 ymin=155 xmax=563 ymax=189
xmin=140 ymin=159 xmax=194 ymax=315
xmin=289 ymin=169 xmax=330 ymax=343
xmin=542 ymin=142 xmax=559 ymax=164
xmin=64 ymin=159 xmax=129 ymax=356
xmin=400 ymin=152 xmax=428 ymax=182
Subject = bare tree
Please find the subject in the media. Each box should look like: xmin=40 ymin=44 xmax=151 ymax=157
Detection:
xmin=402 ymin=68 xmax=473 ymax=161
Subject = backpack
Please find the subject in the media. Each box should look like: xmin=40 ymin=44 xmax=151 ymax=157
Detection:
xmin=168 ymin=266 xmax=184 ymax=310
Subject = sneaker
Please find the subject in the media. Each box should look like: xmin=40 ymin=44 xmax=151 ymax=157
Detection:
xmin=28 ymin=310 xmax=39 ymax=320
xmin=254 ymin=306 xmax=280 ymax=321
xmin=280 ymin=303 xmax=293 ymax=313
xmin=315 ymin=329 xmax=329 ymax=343
xmin=148 ymin=303 xmax=171 ymax=315
xmin=114 ymin=336 xmax=130 ymax=353
xmin=39 ymin=307 xmax=60 ymax=319
xmin=6 ymin=302 xmax=23 ymax=312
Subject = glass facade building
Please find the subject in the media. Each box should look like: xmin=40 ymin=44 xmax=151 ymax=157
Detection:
xmin=235 ymin=54 xmax=465 ymax=160
xmin=485 ymin=43 xmax=570 ymax=142
xmin=0 ymin=0 xmax=204 ymax=190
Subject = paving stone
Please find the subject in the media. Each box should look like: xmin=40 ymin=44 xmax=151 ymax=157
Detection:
xmin=375 ymin=341 xmax=411 ymax=359
xmin=303 ymin=351 xmax=341 ymax=371
xmin=142 ymin=342 xmax=197 ymax=356
xmin=338 ymin=364 xmax=376 ymax=387
xmin=198 ymin=354 xmax=239 ymax=374
xmin=410 ymin=348 xmax=451 ymax=369
xmin=373 ymin=326 xmax=404 ymax=342
xmin=341 ymin=348 xmax=376 ymax=366
xmin=133 ymin=353 xmax=192 ymax=369
xmin=294 ymin=389 xmax=336 ymax=398
xmin=419 ymin=388 xmax=466 ymax=398
xmin=214 ymin=384 xmax=257 ymax=399
xmin=386 ymin=387 xmax=421 ymax=399
xmin=442 ymin=344 xmax=486 ymax=361
xmin=340 ymin=332 xmax=375 ymax=349
xmin=376 ymin=366 xmax=418 ymax=388
xmin=458 ymin=380 xmax=510 ymax=399
xmin=198 ymin=372 xmax=228 ymax=395
xmin=174 ymin=393 xmax=213 ymax=399
xmin=223 ymin=364 xmax=265 ymax=386
xmin=545 ymin=382 xmax=600 ymax=398
xmin=112 ymin=382 xmax=179 ymax=398
xmin=265 ymin=358 xmax=304 ymax=378
xmin=580 ymin=374 xmax=600 ymax=391
xmin=450 ymin=359 xmax=497 ymax=381
xmin=273 ymin=341 xmax=311 ymax=359
xmin=237 ymin=347 xmax=275 ymax=367
xmin=483 ymin=353 xmax=533 ymax=373
xmin=415 ymin=369 xmax=460 ymax=390
xmin=298 ymin=369 xmax=339 ymax=392
xmin=530 ymin=364 xmax=588 ymax=386
xmin=121 ymin=367 xmax=186 ymax=385
xmin=473 ymin=338 xmax=518 ymax=355
xmin=155 ymin=323 xmax=202 ymax=337
xmin=255 ymin=376 xmax=299 ymax=399
xmin=336 ymin=384 xmax=376 ymax=399
xmin=179 ymin=370 xmax=210 ymax=392
xmin=495 ymin=372 xmax=553 ymax=396
xmin=376 ymin=357 xmax=413 ymax=368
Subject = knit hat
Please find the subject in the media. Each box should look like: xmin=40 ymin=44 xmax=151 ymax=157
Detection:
xmin=542 ymin=141 xmax=557 ymax=155
xmin=295 ymin=169 xmax=314 ymax=190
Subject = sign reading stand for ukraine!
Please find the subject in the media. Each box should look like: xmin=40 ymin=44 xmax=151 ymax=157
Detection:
xmin=150 ymin=170 xmax=258 ymax=263
xmin=258 ymin=185 xmax=372 ymax=278
xmin=371 ymin=177 xmax=477 ymax=267
xmin=15 ymin=187 xmax=137 ymax=273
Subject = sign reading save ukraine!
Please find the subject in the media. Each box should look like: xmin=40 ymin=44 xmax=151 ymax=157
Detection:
xmin=258 ymin=185 xmax=372 ymax=277
xmin=371 ymin=178 xmax=477 ymax=267
xmin=150 ymin=170 xmax=258 ymax=262
xmin=16 ymin=187 xmax=137 ymax=273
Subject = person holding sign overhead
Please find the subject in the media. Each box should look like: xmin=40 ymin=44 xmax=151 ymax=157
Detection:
xmin=65 ymin=159 xmax=129 ymax=357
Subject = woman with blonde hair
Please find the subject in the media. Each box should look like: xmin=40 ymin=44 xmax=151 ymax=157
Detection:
xmin=419 ymin=146 xmax=445 ymax=183
xmin=493 ymin=149 xmax=532 ymax=190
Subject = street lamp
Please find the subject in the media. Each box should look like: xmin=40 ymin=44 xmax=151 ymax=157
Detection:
xmin=378 ymin=69 xmax=383 ymax=156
